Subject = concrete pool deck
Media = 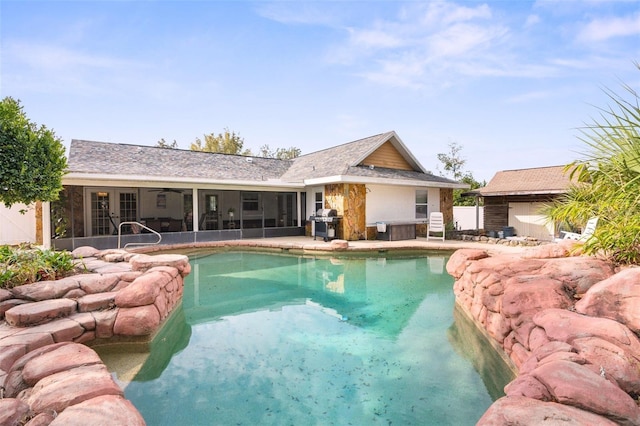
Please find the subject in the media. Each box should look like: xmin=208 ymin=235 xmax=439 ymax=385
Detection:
xmin=220 ymin=236 xmax=535 ymax=254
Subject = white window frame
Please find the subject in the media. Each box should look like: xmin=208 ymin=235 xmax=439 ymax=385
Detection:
xmin=415 ymin=189 xmax=428 ymax=219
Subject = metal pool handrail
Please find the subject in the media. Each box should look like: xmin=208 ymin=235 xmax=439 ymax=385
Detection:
xmin=118 ymin=221 xmax=162 ymax=249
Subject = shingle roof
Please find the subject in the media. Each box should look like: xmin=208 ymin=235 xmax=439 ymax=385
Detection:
xmin=279 ymin=131 xmax=453 ymax=185
xmin=67 ymin=132 xmax=463 ymax=188
xmin=68 ymin=140 xmax=291 ymax=182
xmin=479 ymin=165 xmax=573 ymax=196
xmin=279 ymin=132 xmax=397 ymax=182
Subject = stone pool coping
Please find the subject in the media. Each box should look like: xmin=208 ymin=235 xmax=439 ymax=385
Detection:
xmin=0 ymin=248 xmax=190 ymax=425
xmin=449 ymin=244 xmax=640 ymax=425
xmin=129 ymin=235 xmax=529 ymax=256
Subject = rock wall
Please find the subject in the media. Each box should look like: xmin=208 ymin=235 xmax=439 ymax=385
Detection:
xmin=0 ymin=246 xmax=190 ymax=425
xmin=447 ymin=241 xmax=640 ymax=425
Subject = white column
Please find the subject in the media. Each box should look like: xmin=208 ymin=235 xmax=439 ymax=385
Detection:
xmin=192 ymin=188 xmax=200 ymax=232
xmin=296 ymin=191 xmax=302 ymax=228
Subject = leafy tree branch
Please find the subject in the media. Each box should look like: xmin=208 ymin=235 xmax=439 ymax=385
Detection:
xmin=0 ymin=97 xmax=67 ymax=208
xmin=436 ymin=141 xmax=484 ymax=206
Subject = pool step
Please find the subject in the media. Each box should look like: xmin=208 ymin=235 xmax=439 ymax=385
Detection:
xmin=5 ymin=298 xmax=78 ymax=327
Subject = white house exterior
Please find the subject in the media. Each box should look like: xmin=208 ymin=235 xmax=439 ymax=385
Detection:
xmin=40 ymin=131 xmax=466 ymax=250
xmin=0 ymin=202 xmax=51 ymax=247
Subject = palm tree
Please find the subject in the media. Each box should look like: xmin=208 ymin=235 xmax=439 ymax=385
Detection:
xmin=548 ymin=65 xmax=640 ymax=264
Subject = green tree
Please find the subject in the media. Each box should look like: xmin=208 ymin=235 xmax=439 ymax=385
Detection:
xmin=455 ymin=173 xmax=485 ymax=206
xmin=258 ymin=144 xmax=301 ymax=160
xmin=0 ymin=97 xmax=67 ymax=208
xmin=437 ymin=141 xmax=466 ymax=180
xmin=436 ymin=141 xmax=483 ymax=206
xmin=190 ymin=128 xmax=251 ymax=155
xmin=546 ymin=67 xmax=640 ymax=264
xmin=156 ymin=138 xmax=178 ymax=149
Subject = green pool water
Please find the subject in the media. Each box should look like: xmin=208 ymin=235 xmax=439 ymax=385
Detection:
xmin=123 ymin=251 xmax=513 ymax=425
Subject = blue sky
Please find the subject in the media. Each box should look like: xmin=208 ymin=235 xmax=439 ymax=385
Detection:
xmin=1 ymin=0 xmax=639 ymax=182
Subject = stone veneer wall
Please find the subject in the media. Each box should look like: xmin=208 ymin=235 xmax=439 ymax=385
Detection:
xmin=325 ymin=183 xmax=366 ymax=241
xmin=439 ymin=188 xmax=454 ymax=227
xmin=0 ymin=246 xmax=190 ymax=425
xmin=447 ymin=241 xmax=640 ymax=425
xmin=35 ymin=202 xmax=43 ymax=246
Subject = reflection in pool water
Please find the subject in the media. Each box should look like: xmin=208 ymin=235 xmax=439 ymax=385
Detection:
xmin=122 ymin=251 xmax=513 ymax=425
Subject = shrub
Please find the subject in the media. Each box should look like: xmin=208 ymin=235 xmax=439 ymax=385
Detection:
xmin=0 ymin=244 xmax=77 ymax=289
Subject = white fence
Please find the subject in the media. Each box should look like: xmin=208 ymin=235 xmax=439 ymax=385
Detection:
xmin=0 ymin=203 xmax=37 ymax=245
xmin=453 ymin=206 xmax=484 ymax=231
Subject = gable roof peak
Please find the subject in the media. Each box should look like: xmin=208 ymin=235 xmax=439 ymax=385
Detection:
xmin=294 ymin=131 xmax=396 ymax=159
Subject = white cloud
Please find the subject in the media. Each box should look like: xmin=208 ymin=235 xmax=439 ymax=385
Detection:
xmin=268 ymin=0 xmax=637 ymax=92
xmin=411 ymin=2 xmax=492 ymax=26
xmin=347 ymin=27 xmax=404 ymax=50
xmin=455 ymin=60 xmax=558 ymax=79
xmin=505 ymin=90 xmax=554 ymax=103
xmin=357 ymin=55 xmax=428 ymax=89
xmin=427 ymin=23 xmax=508 ymax=57
xmin=6 ymin=41 xmax=132 ymax=71
xmin=2 ymin=40 xmax=186 ymax=101
xmin=326 ymin=1 xmax=511 ymax=86
xmin=577 ymin=13 xmax=640 ymax=42
xmin=525 ymin=14 xmax=541 ymax=28
xmin=255 ymin=2 xmax=343 ymax=26
xmin=3 ymin=41 xmax=127 ymax=96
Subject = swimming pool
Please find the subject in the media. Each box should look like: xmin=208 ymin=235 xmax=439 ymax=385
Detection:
xmin=122 ymin=251 xmax=513 ymax=425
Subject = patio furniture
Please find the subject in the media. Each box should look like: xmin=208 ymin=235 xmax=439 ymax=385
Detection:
xmin=429 ymin=256 xmax=444 ymax=274
xmin=559 ymin=217 xmax=599 ymax=241
xmin=427 ymin=212 xmax=445 ymax=242
xmin=375 ymin=221 xmax=416 ymax=241
xmin=144 ymin=218 xmax=163 ymax=233
xmin=199 ymin=212 xmax=218 ymax=230
xmin=167 ymin=219 xmax=183 ymax=232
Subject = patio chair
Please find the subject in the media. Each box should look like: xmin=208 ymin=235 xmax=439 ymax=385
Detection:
xmin=167 ymin=219 xmax=183 ymax=232
xmin=428 ymin=256 xmax=445 ymax=274
xmin=559 ymin=217 xmax=599 ymax=242
xmin=130 ymin=222 xmax=141 ymax=234
xmin=427 ymin=212 xmax=445 ymax=242
xmin=199 ymin=212 xmax=218 ymax=230
xmin=144 ymin=219 xmax=162 ymax=233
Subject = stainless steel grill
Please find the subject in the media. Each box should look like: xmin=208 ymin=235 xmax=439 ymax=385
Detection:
xmin=311 ymin=209 xmax=341 ymax=241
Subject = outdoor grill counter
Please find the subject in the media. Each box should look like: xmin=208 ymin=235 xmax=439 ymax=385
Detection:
xmin=311 ymin=209 xmax=341 ymax=242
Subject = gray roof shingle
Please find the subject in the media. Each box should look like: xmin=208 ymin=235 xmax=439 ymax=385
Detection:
xmin=67 ymin=132 xmax=462 ymax=187
xmin=479 ymin=165 xmax=574 ymax=196
xmin=279 ymin=132 xmax=393 ymax=182
xmin=68 ymin=140 xmax=291 ymax=182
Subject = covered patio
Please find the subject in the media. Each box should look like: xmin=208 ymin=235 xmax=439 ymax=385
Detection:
xmin=52 ymin=185 xmax=305 ymax=250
